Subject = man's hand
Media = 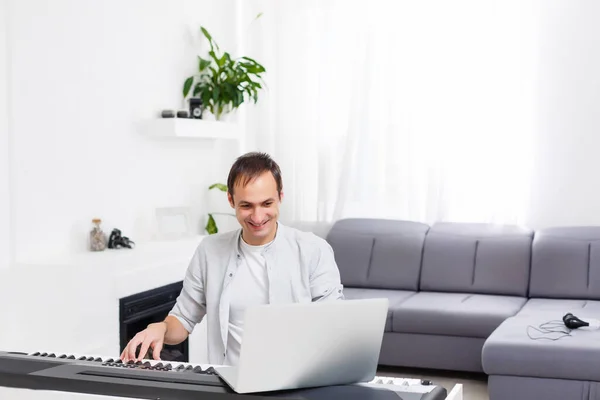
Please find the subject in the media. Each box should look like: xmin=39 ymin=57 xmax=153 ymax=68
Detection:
xmin=120 ymin=322 xmax=167 ymax=362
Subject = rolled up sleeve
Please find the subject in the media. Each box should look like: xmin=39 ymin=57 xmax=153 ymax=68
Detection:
xmin=168 ymin=242 xmax=207 ymax=333
xmin=310 ymin=238 xmax=345 ymax=302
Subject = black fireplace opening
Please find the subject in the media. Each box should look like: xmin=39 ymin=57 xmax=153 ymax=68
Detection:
xmin=119 ymin=281 xmax=189 ymax=362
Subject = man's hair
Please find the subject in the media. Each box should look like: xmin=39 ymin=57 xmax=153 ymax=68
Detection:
xmin=227 ymin=152 xmax=283 ymax=200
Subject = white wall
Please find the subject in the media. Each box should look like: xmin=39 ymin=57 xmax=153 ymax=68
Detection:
xmin=526 ymin=1 xmax=600 ymax=229
xmin=5 ymin=0 xmax=241 ymax=263
xmin=0 ymin=0 xmax=10 ymax=270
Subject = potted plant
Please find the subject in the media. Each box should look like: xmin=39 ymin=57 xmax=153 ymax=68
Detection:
xmin=182 ymin=26 xmax=266 ymax=121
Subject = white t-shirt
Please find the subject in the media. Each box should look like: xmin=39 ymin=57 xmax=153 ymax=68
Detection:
xmin=224 ymin=238 xmax=271 ymax=366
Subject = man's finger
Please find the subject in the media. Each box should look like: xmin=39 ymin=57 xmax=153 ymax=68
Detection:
xmin=152 ymin=340 xmax=163 ymax=360
xmin=124 ymin=336 xmax=143 ymax=361
xmin=137 ymin=340 xmax=151 ymax=362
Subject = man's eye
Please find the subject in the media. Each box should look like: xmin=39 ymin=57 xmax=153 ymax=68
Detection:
xmin=264 ymin=202 xmax=273 ymax=207
xmin=240 ymin=204 xmax=250 ymax=208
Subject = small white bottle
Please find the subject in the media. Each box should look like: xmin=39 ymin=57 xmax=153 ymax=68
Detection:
xmin=90 ymin=218 xmax=107 ymax=251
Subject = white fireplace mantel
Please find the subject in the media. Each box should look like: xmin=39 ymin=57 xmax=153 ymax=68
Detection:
xmin=0 ymin=235 xmax=209 ymax=366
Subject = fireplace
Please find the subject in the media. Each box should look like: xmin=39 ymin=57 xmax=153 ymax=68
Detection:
xmin=119 ymin=281 xmax=189 ymax=362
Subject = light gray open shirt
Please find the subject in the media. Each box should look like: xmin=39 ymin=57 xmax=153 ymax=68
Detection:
xmin=168 ymin=223 xmax=345 ymax=365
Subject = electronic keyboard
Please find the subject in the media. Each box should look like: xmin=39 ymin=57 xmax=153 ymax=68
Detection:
xmin=0 ymin=350 xmax=448 ymax=400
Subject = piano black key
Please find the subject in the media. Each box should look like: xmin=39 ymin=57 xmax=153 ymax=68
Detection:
xmin=164 ymin=364 xmax=172 ymax=370
xmin=205 ymin=367 xmax=217 ymax=375
xmin=104 ymin=358 xmax=114 ymax=363
xmin=114 ymin=359 xmax=123 ymax=364
xmin=185 ymin=365 xmax=194 ymax=371
xmin=48 ymin=354 xmax=56 ymax=358
xmin=86 ymin=357 xmax=95 ymax=361
xmin=40 ymin=353 xmax=48 ymax=357
xmin=78 ymin=356 xmax=87 ymax=360
xmin=31 ymin=352 xmax=40 ymax=356
xmin=94 ymin=357 xmax=102 ymax=362
xmin=67 ymin=355 xmax=76 ymax=359
xmin=127 ymin=360 xmax=135 ymax=365
xmin=176 ymin=364 xmax=185 ymax=371
xmin=193 ymin=366 xmax=204 ymax=373
xmin=58 ymin=354 xmax=67 ymax=359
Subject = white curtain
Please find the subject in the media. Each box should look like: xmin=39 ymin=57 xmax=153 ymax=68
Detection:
xmin=239 ymin=0 xmax=539 ymax=228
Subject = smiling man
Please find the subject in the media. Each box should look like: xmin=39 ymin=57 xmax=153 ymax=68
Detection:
xmin=121 ymin=152 xmax=344 ymax=366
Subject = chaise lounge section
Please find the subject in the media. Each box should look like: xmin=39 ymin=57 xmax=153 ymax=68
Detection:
xmin=482 ymin=227 xmax=600 ymax=400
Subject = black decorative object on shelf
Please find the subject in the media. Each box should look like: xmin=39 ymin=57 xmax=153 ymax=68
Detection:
xmin=176 ymin=110 xmax=189 ymax=118
xmin=161 ymin=110 xmax=175 ymax=118
xmin=108 ymin=229 xmax=135 ymax=249
xmin=189 ymin=98 xmax=203 ymax=119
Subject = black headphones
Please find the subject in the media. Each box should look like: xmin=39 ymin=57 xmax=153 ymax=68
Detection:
xmin=563 ymin=313 xmax=590 ymax=329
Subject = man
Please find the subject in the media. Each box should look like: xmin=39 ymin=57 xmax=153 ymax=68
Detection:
xmin=120 ymin=152 xmax=344 ymax=366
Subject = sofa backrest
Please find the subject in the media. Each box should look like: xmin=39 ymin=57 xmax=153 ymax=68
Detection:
xmin=529 ymin=227 xmax=600 ymax=299
xmin=326 ymin=218 xmax=429 ymax=291
xmin=419 ymin=222 xmax=533 ymax=297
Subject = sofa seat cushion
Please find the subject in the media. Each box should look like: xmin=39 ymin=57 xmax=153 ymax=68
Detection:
xmin=518 ymin=298 xmax=600 ymax=316
xmin=482 ymin=314 xmax=600 ymax=381
xmin=392 ymin=292 xmax=526 ymax=338
xmin=343 ymin=287 xmax=415 ymax=332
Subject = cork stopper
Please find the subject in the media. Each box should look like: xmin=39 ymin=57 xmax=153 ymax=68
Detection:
xmin=92 ymin=218 xmax=102 ymax=224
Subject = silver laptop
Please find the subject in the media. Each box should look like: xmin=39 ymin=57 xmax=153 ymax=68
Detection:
xmin=214 ymin=298 xmax=389 ymax=394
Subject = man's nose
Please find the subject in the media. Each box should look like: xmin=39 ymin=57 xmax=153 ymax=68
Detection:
xmin=251 ymin=209 xmax=264 ymax=222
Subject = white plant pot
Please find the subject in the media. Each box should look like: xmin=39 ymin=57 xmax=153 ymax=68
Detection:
xmin=202 ymin=107 xmax=237 ymax=122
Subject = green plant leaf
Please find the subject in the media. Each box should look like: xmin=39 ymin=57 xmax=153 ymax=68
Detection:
xmin=183 ymin=77 xmax=194 ymax=98
xmin=201 ymin=26 xmax=219 ymax=51
xmin=198 ymin=56 xmax=211 ymax=72
xmin=209 ymin=183 xmax=228 ymax=191
xmin=205 ymin=213 xmax=218 ymax=235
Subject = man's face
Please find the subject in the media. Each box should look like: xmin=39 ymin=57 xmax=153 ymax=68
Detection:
xmin=228 ymin=171 xmax=282 ymax=245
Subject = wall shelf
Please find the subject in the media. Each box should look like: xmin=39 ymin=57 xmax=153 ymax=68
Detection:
xmin=144 ymin=118 xmax=239 ymax=139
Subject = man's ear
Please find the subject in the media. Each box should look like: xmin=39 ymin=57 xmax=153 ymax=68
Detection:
xmin=279 ymin=190 xmax=284 ymax=202
xmin=227 ymin=192 xmax=235 ymax=208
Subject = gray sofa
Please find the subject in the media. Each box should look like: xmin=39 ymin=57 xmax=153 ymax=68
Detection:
xmin=325 ymin=218 xmax=600 ymax=400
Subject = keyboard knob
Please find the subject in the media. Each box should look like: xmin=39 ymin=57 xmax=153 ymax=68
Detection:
xmin=175 ymin=365 xmax=185 ymax=371
xmin=185 ymin=365 xmax=194 ymax=371
xmin=205 ymin=367 xmax=217 ymax=375
xmin=193 ymin=366 xmax=204 ymax=373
